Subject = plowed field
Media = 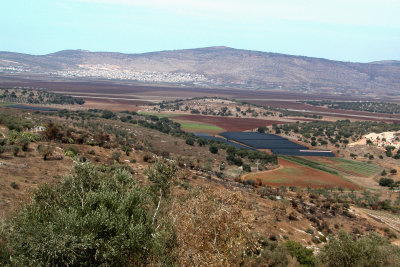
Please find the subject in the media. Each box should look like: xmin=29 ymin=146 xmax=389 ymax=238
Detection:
xmin=173 ymin=115 xmax=284 ymax=132
xmin=243 ymin=158 xmax=361 ymax=189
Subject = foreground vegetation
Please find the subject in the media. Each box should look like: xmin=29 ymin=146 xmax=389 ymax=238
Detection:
xmin=1 ymin=159 xmax=400 ymax=266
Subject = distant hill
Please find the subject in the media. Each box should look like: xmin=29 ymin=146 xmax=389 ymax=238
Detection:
xmin=1 ymin=46 xmax=400 ymax=95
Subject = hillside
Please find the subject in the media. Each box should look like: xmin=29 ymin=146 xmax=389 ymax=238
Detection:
xmin=1 ymin=105 xmax=400 ymax=266
xmin=1 ymin=47 xmax=400 ymax=96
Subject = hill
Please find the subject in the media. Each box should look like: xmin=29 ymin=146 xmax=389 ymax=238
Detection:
xmin=1 ymin=46 xmax=400 ymax=95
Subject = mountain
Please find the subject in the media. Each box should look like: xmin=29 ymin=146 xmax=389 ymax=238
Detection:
xmin=1 ymin=46 xmax=400 ymax=95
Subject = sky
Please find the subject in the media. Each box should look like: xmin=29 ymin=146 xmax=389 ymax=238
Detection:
xmin=1 ymin=0 xmax=399 ymax=62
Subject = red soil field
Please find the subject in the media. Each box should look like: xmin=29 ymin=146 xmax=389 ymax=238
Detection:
xmin=243 ymin=158 xmax=361 ymax=189
xmin=173 ymin=114 xmax=285 ymax=132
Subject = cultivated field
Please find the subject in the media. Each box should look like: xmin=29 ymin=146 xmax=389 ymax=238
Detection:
xmin=173 ymin=114 xmax=283 ymax=132
xmin=306 ymin=157 xmax=383 ymax=177
xmin=243 ymin=158 xmax=361 ymax=189
xmin=174 ymin=119 xmax=224 ymax=133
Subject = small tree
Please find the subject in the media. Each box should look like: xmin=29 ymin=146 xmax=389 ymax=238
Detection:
xmin=112 ymin=152 xmax=121 ymax=162
xmin=185 ymin=137 xmax=194 ymax=146
xmin=37 ymin=143 xmax=54 ymax=160
xmin=379 ymin=177 xmax=394 ymax=187
xmin=242 ymin=164 xmax=251 ymax=172
xmin=209 ymin=145 xmax=218 ymax=154
xmin=101 ymin=110 xmax=115 ymax=119
xmin=257 ymin=126 xmax=266 ymax=133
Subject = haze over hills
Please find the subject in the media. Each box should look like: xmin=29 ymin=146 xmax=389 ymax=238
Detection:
xmin=1 ymin=46 xmax=400 ymax=96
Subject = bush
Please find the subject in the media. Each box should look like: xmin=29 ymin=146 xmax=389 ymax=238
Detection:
xmin=0 ymin=161 xmax=175 ymax=266
xmin=101 ymin=110 xmax=115 ymax=119
xmin=37 ymin=143 xmax=55 ymax=160
xmin=285 ymin=240 xmax=315 ymax=266
xmin=65 ymin=146 xmax=79 ymax=157
xmin=143 ymin=153 xmax=154 ymax=162
xmin=209 ymin=145 xmax=218 ymax=154
xmin=185 ymin=138 xmax=194 ymax=146
xmin=233 ymin=157 xmax=243 ymax=166
xmin=379 ymin=177 xmax=394 ymax=187
xmin=317 ymin=231 xmax=400 ymax=267
xmin=112 ymin=152 xmax=121 ymax=162
xmin=10 ymin=182 xmax=19 ymax=190
xmin=242 ymin=164 xmax=251 ymax=172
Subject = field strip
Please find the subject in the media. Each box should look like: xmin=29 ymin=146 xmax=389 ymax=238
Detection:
xmin=68 ymin=95 xmax=157 ymax=102
xmin=51 ymin=91 xmax=178 ymax=99
xmin=285 ymin=108 xmax=400 ymax=121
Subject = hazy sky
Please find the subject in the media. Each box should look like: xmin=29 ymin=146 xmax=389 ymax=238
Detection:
xmin=1 ymin=0 xmax=399 ymax=62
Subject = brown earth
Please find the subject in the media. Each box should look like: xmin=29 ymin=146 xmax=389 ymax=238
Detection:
xmin=82 ymin=98 xmax=145 ymax=111
xmin=173 ymin=114 xmax=285 ymax=132
xmin=0 ymin=76 xmax=383 ymax=101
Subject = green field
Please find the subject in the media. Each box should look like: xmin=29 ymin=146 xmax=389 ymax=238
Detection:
xmin=328 ymin=158 xmax=382 ymax=177
xmin=293 ymin=156 xmax=382 ymax=177
xmin=176 ymin=120 xmax=224 ymax=132
xmin=0 ymin=102 xmax=14 ymax=107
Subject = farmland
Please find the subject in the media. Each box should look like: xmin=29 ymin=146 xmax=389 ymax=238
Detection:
xmin=172 ymin=114 xmax=283 ymax=132
xmin=174 ymin=119 xmax=224 ymax=133
xmin=220 ymin=131 xmax=334 ymax=156
xmin=307 ymin=157 xmax=383 ymax=177
xmin=243 ymin=158 xmax=361 ymax=189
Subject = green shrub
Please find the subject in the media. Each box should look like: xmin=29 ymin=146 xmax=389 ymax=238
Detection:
xmin=379 ymin=177 xmax=394 ymax=187
xmin=242 ymin=164 xmax=251 ymax=172
xmin=101 ymin=110 xmax=115 ymax=119
xmin=285 ymin=240 xmax=315 ymax=266
xmin=65 ymin=146 xmax=79 ymax=157
xmin=112 ymin=151 xmax=121 ymax=162
xmin=185 ymin=137 xmax=194 ymax=146
xmin=317 ymin=231 xmax=400 ymax=267
xmin=0 ymin=161 xmax=175 ymax=266
xmin=209 ymin=145 xmax=218 ymax=154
